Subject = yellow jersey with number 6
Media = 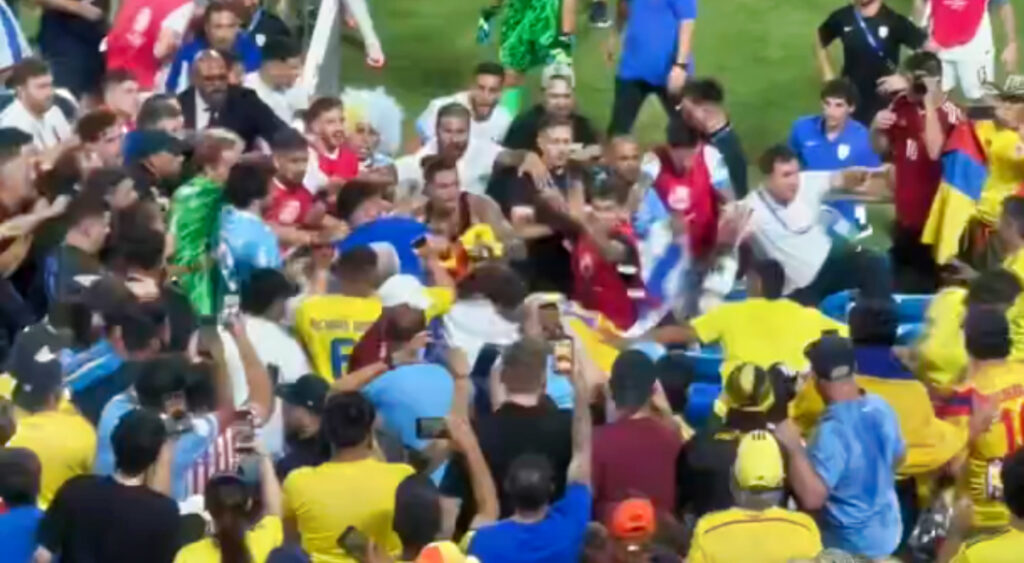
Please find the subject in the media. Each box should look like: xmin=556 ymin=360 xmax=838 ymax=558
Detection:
xmin=942 ymin=361 xmax=1024 ymax=529
xmin=294 ymin=295 xmax=383 ymax=381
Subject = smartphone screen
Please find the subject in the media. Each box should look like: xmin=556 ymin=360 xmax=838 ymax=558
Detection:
xmin=231 ymin=409 xmax=256 ymax=453
xmin=553 ymin=338 xmax=574 ymax=375
xmin=337 ymin=525 xmax=370 ymax=559
xmin=415 ymin=417 xmax=449 ymax=439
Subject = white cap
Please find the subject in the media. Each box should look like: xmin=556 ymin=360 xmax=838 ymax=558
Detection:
xmin=378 ymin=274 xmax=433 ymax=310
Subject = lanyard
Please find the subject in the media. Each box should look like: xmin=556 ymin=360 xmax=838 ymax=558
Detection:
xmin=756 ymin=190 xmax=815 ymax=235
xmin=852 ymin=9 xmax=897 ymax=73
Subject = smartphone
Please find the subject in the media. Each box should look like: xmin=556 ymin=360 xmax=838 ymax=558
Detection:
xmin=415 ymin=417 xmax=449 ymax=440
xmin=162 ymin=411 xmax=192 ymax=437
xmin=231 ymin=409 xmax=257 ymax=454
xmin=337 ymin=526 xmax=370 ymax=560
xmin=552 ymin=337 xmax=574 ymax=375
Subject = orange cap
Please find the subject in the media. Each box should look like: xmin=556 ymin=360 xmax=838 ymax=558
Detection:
xmin=608 ymin=498 xmax=656 ymax=541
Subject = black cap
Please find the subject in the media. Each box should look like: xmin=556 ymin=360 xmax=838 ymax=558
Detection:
xmin=10 ymin=338 xmax=63 ymax=400
xmin=276 ymin=374 xmax=330 ymax=413
xmin=609 ymin=350 xmax=658 ymax=410
xmin=965 ymin=306 xmax=1011 ymax=360
xmin=124 ymin=129 xmax=186 ymax=162
xmin=805 ymin=335 xmax=856 ymax=381
xmin=3 ymin=323 xmax=72 ymax=377
xmin=0 ymin=127 xmax=33 ymax=152
xmin=240 ymin=268 xmax=299 ymax=315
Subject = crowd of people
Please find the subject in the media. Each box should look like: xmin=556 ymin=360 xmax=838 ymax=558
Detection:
xmin=2 ymin=0 xmax=1024 ymax=561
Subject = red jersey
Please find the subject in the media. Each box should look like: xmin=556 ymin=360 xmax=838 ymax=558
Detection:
xmin=571 ymin=223 xmax=646 ymax=331
xmin=105 ymin=0 xmax=190 ymax=90
xmin=931 ymin=0 xmax=988 ymax=49
xmin=264 ymin=178 xmax=314 ymax=227
xmin=651 ymin=145 xmax=719 ymax=259
xmin=886 ymin=95 xmax=961 ymax=230
xmin=316 ymin=146 xmax=360 ymax=182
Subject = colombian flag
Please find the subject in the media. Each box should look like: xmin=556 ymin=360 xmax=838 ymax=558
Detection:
xmin=921 ymin=121 xmax=989 ymax=264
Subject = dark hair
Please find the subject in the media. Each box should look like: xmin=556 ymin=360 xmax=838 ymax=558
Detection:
xmin=184 ymin=361 xmax=218 ymax=413
xmin=681 ymin=77 xmax=724 ymax=104
xmin=334 ymin=180 xmax=381 ymax=222
xmin=12 ymin=378 xmax=60 ymax=413
xmin=456 ymin=263 xmax=527 ymax=311
xmin=665 ymin=120 xmax=700 ymax=149
xmin=83 ymin=166 xmax=130 ymax=199
xmin=500 ymin=338 xmax=549 ymax=394
xmin=758 ymin=144 xmax=799 ymax=175
xmin=848 ymin=299 xmax=898 ymax=347
xmin=7 ymin=57 xmax=50 ymax=89
xmin=1004 ymin=448 xmax=1024 ymax=518
xmin=205 ymin=474 xmax=253 ymax=563
xmin=333 ymin=246 xmax=379 ymax=284
xmin=240 ymin=269 xmax=297 ymax=315
xmin=137 ymin=94 xmax=182 ymax=130
xmin=587 ymin=176 xmax=630 ymax=206
xmin=967 ymin=269 xmax=1022 ymax=306
xmin=383 ymin=305 xmax=427 ymax=345
xmin=393 ymin=475 xmax=442 ymax=552
xmin=305 ymin=96 xmax=344 ymax=126
xmin=112 ymin=408 xmax=167 ymax=476
xmin=1002 ymin=196 xmax=1024 ymax=239
xmin=269 ymin=128 xmax=308 ymax=153
xmin=965 ymin=306 xmax=1011 ymax=360
xmin=904 ymin=51 xmax=942 ymax=78
xmin=537 ymin=114 xmax=574 ymax=136
xmin=422 ymin=155 xmax=458 ymax=186
xmin=0 ymin=128 xmax=33 ymax=162
xmin=261 ymin=35 xmax=301 ymax=62
xmin=113 ymin=308 xmax=162 ymax=353
xmin=203 ymin=1 xmax=243 ymax=25
xmin=102 ymin=68 xmax=138 ymax=91
xmin=135 ymin=355 xmax=188 ymax=410
xmin=751 ymin=259 xmax=785 ymax=299
xmin=65 ymin=193 xmax=110 ymax=230
xmin=109 ymin=219 xmax=165 ymax=272
xmin=224 ymin=157 xmax=274 ymax=209
xmin=0 ymin=447 xmax=41 ymax=507
xmin=76 ymin=108 xmax=120 ymax=143
xmin=322 ymin=392 xmax=375 ymax=451
xmin=436 ymin=102 xmax=471 ymax=126
xmin=473 ymin=61 xmax=506 ymax=79
xmin=820 ymin=78 xmax=859 ymax=107
xmin=504 ymin=453 xmax=555 ymax=512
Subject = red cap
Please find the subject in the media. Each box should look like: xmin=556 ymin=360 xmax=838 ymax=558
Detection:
xmin=608 ymin=498 xmax=656 ymax=541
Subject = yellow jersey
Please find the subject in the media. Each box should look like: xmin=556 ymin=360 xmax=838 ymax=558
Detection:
xmin=942 ymin=362 xmax=1024 ymax=529
xmin=917 ymin=287 xmax=970 ymax=393
xmin=687 ymin=506 xmax=822 ymax=563
xmin=6 ymin=410 xmax=97 ymax=508
xmin=690 ymin=297 xmax=848 ymax=378
xmin=950 ymin=527 xmax=1024 ymax=562
xmin=976 ymin=121 xmax=1024 ymax=226
xmin=173 ymin=515 xmax=283 ymax=563
xmin=283 ymin=458 xmax=415 ymax=562
xmin=293 ymin=288 xmax=454 ymax=381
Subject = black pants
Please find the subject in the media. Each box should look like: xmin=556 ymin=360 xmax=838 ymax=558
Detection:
xmin=789 ymin=243 xmax=893 ymax=307
xmin=608 ymin=78 xmax=681 ymax=135
xmin=891 ymin=224 xmax=939 ymax=294
xmin=0 ymin=277 xmax=35 ymax=364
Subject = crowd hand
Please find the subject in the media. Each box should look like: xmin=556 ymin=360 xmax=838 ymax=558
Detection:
xmin=876 ymin=73 xmax=910 ymax=95
xmin=650 ymin=379 xmax=674 ymax=418
xmin=832 ymin=167 xmax=871 ymax=192
xmin=310 ymin=244 xmax=336 ymax=272
xmin=445 ymin=413 xmax=478 ymax=454
xmin=945 ymin=258 xmax=978 ymax=284
xmin=921 ymin=76 xmax=943 ymax=108
xmin=771 ymin=419 xmax=804 ymax=452
xmin=445 ymin=346 xmax=471 ymax=381
xmin=364 ymin=539 xmax=395 ymax=563
xmin=968 ymin=393 xmax=998 ymax=439
xmin=519 ymin=152 xmax=554 ymax=191
xmin=716 ymin=203 xmax=752 ymax=248
xmin=569 ymin=144 xmax=602 ymax=163
xmin=76 ymin=1 xmax=104 ymax=21
xmin=947 ymin=496 xmax=975 ymax=540
xmin=1002 ymin=41 xmax=1019 ymax=73
xmin=666 ymin=65 xmax=688 ymax=96
xmin=871 ymin=108 xmax=897 ymax=131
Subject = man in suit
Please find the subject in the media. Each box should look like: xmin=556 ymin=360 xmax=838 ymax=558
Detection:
xmin=177 ymin=50 xmax=286 ymax=150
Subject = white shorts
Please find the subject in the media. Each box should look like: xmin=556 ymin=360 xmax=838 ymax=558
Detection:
xmin=941 ymin=52 xmax=995 ymax=100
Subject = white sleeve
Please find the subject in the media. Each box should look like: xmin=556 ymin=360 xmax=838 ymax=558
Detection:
xmin=416 ymin=99 xmax=439 ymax=143
xmin=481 ymin=139 xmax=504 ymax=166
xmin=394 ymin=152 xmax=423 ymax=186
xmin=302 ymin=149 xmax=327 ymax=194
xmin=160 ymin=3 xmax=195 ymax=34
xmin=798 ymin=171 xmax=834 ymax=208
xmin=639 ymin=151 xmax=661 ymax=184
xmin=703 ymin=145 xmax=731 ymax=191
xmin=217 ymin=327 xmax=249 ymax=408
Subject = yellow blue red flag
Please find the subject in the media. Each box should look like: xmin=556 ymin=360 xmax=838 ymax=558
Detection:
xmin=921 ymin=120 xmax=989 ymax=264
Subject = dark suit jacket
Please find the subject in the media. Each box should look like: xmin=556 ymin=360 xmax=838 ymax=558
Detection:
xmin=178 ymin=86 xmax=286 ymax=150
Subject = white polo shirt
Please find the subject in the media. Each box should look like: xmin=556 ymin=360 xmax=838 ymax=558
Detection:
xmin=0 ymin=98 xmax=72 ymax=150
xmin=243 ymin=72 xmax=309 ymax=127
xmin=416 ymin=91 xmax=513 ymax=145
xmin=393 ymin=137 xmax=504 ymax=197
xmin=745 ymin=171 xmax=835 ymax=294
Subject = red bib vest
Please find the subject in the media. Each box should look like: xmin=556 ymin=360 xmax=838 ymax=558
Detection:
xmin=651 ymin=145 xmax=719 ymax=260
xmin=572 ymin=223 xmax=646 ymax=331
xmin=931 ymin=0 xmax=987 ymax=49
xmin=106 ymin=0 xmax=190 ymax=90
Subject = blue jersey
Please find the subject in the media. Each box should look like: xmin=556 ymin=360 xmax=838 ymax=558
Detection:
xmin=789 ymin=115 xmax=881 ymax=171
xmin=217 ymin=207 xmax=282 ymax=295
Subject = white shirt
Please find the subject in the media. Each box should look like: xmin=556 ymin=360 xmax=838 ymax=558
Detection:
xmin=0 ymin=99 xmax=71 ymax=150
xmin=243 ymin=72 xmax=309 ymax=126
xmin=393 ymin=137 xmax=504 ymax=197
xmin=416 ymin=91 xmax=513 ymax=145
xmin=745 ymin=171 xmax=835 ymax=293
xmin=195 ymin=91 xmax=211 ymax=130
xmin=220 ymin=315 xmax=312 ymax=457
xmin=0 ymin=0 xmax=31 ymax=70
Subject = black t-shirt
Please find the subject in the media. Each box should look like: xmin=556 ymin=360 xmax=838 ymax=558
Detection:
xmin=440 ymin=400 xmax=572 ymax=517
xmin=250 ymin=10 xmax=294 ymax=45
xmin=818 ymin=5 xmax=926 ymax=119
xmin=503 ymin=105 xmax=600 ymax=151
xmin=675 ymin=428 xmax=742 ymax=518
xmin=276 ymin=433 xmax=330 ymax=481
xmin=71 ymin=361 xmax=138 ymax=426
xmin=49 ymin=244 xmax=103 ymax=303
xmin=38 ymin=475 xmax=181 ymax=563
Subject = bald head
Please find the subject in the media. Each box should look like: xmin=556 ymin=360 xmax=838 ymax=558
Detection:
xmin=606 ymin=136 xmax=641 ymax=185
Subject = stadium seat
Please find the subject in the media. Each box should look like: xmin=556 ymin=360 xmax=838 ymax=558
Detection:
xmin=685 ymin=382 xmax=721 ymax=429
xmin=893 ymin=294 xmax=932 ymax=324
xmin=896 ymin=323 xmax=924 ymax=345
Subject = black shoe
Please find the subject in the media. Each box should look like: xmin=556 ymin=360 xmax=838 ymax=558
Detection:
xmin=589 ymin=1 xmax=612 ymax=28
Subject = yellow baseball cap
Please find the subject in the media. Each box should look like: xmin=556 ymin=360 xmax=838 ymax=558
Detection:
xmin=721 ymin=363 xmax=775 ymax=413
xmin=733 ymin=430 xmax=785 ymax=490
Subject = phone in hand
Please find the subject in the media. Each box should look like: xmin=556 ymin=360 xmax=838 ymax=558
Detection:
xmin=552 ymin=337 xmax=574 ymax=375
xmin=415 ymin=417 xmax=449 ymax=440
xmin=337 ymin=525 xmax=370 ymax=560
xmin=231 ymin=409 xmax=257 ymax=454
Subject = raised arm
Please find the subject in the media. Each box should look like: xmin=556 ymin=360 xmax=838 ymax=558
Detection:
xmin=997 ymin=0 xmax=1019 ymax=72
xmin=565 ymin=352 xmax=593 ymax=488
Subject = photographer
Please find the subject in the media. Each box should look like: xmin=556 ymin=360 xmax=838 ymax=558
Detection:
xmin=871 ymin=51 xmax=961 ymax=293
